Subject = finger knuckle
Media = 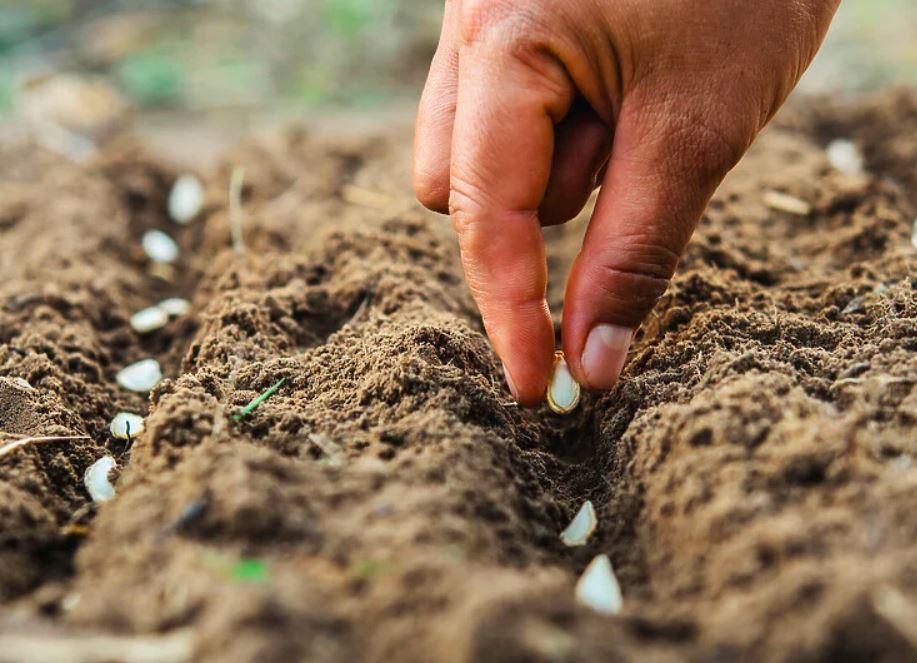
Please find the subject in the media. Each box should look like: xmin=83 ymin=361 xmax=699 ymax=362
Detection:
xmin=447 ymin=175 xmax=488 ymax=237
xmin=459 ymin=0 xmax=503 ymax=44
xmin=413 ymin=167 xmax=450 ymax=213
xmin=665 ymin=107 xmax=748 ymax=184
xmin=587 ymin=238 xmax=678 ymax=322
xmin=459 ymin=0 xmax=546 ymax=47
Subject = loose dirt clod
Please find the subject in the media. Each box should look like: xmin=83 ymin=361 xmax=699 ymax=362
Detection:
xmin=575 ymin=554 xmax=623 ymax=615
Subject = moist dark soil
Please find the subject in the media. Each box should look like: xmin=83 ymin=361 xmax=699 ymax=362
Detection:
xmin=0 ymin=89 xmax=915 ymax=663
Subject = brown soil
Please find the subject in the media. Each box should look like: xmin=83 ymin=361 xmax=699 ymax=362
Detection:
xmin=0 ymin=89 xmax=915 ymax=663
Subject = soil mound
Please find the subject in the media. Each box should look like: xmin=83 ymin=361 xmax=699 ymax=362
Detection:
xmin=0 ymin=91 xmax=914 ymax=662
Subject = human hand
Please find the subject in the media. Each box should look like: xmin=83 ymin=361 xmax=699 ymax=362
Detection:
xmin=413 ymin=0 xmax=839 ymax=404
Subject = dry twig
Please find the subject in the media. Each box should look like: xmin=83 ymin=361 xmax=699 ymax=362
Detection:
xmin=229 ymin=166 xmax=246 ymax=254
xmin=0 ymin=434 xmax=89 ymax=460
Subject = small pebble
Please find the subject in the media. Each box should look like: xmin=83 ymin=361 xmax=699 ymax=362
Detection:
xmin=168 ymin=174 xmax=205 ymax=225
xmin=825 ymin=138 xmax=864 ymax=175
xmin=159 ymin=297 xmax=190 ymax=317
xmin=116 ymin=358 xmax=162 ymax=392
xmin=547 ymin=351 xmax=580 ymax=415
xmin=560 ymin=500 xmax=598 ymax=547
xmin=142 ymin=230 xmax=179 ymax=264
xmin=109 ymin=412 xmax=145 ymax=440
xmin=575 ymin=554 xmax=623 ymax=615
xmin=130 ymin=305 xmax=169 ymax=334
xmin=763 ymin=190 xmax=812 ymax=216
xmin=84 ymin=456 xmax=117 ymax=503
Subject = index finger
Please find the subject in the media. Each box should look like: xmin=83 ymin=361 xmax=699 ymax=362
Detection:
xmin=449 ymin=33 xmax=573 ymax=404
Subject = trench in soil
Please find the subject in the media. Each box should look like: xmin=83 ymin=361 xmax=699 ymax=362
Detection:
xmin=0 ymin=92 xmax=916 ymax=662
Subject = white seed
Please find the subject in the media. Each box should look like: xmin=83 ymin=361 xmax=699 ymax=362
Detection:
xmin=158 ymin=297 xmax=190 ymax=317
xmin=129 ymin=305 xmax=169 ymax=334
xmin=911 ymin=218 xmax=917 ymax=251
xmin=142 ymin=230 xmax=179 ymax=264
xmin=825 ymin=138 xmax=864 ymax=176
xmin=547 ymin=351 xmax=580 ymax=415
xmin=61 ymin=592 xmax=81 ymax=611
xmin=84 ymin=455 xmax=117 ymax=503
xmin=13 ymin=377 xmax=34 ymax=391
xmin=575 ymin=554 xmax=623 ymax=615
xmin=109 ymin=412 xmax=145 ymax=440
xmin=168 ymin=174 xmax=205 ymax=225
xmin=763 ymin=190 xmax=811 ymax=216
xmin=560 ymin=500 xmax=597 ymax=547
xmin=116 ymin=358 xmax=162 ymax=392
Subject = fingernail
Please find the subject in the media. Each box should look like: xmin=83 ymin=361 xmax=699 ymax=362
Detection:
xmin=581 ymin=324 xmax=632 ymax=390
xmin=502 ymin=363 xmax=520 ymax=401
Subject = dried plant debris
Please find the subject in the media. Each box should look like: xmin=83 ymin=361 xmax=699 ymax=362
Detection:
xmin=763 ymin=190 xmax=812 ymax=216
xmin=0 ymin=629 xmax=193 ymax=663
xmin=0 ymin=434 xmax=90 ymax=460
xmin=229 ymin=166 xmax=246 ymax=254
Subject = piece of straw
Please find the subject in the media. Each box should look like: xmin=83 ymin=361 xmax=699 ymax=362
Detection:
xmin=231 ymin=378 xmax=286 ymax=422
xmin=229 ymin=166 xmax=246 ymax=254
xmin=0 ymin=434 xmax=90 ymax=460
xmin=0 ymin=629 xmax=193 ymax=663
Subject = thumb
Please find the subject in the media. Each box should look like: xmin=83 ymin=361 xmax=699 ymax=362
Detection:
xmin=563 ymin=98 xmax=747 ymax=390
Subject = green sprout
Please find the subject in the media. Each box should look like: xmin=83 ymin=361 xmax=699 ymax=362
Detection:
xmin=232 ymin=559 xmax=270 ymax=584
xmin=350 ymin=558 xmax=394 ymax=580
xmin=231 ymin=377 xmax=286 ymax=422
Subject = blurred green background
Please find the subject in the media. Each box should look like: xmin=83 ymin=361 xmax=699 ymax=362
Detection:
xmin=1 ymin=0 xmax=915 ymax=121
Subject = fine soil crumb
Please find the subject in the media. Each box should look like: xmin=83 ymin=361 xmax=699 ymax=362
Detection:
xmin=0 ymin=90 xmax=915 ymax=662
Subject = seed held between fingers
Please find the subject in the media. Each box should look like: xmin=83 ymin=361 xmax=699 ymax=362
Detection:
xmin=547 ymin=351 xmax=580 ymax=415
